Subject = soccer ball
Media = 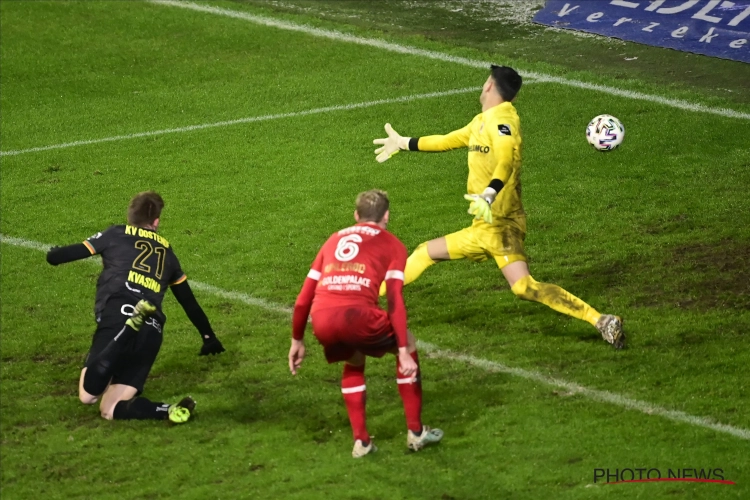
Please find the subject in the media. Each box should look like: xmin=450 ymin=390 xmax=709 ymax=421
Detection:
xmin=586 ymin=114 xmax=625 ymax=151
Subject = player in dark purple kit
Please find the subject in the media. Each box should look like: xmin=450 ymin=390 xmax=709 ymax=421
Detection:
xmin=47 ymin=191 xmax=225 ymax=423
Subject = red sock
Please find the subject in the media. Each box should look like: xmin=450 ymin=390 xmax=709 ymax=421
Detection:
xmin=397 ymin=350 xmax=422 ymax=433
xmin=341 ymin=363 xmax=368 ymax=443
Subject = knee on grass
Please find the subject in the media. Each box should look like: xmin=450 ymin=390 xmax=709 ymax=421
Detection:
xmin=100 ymin=407 xmax=115 ymax=420
xmin=79 ymin=392 xmax=98 ymax=405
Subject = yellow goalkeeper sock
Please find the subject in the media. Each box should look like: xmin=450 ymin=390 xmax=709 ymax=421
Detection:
xmin=379 ymin=243 xmax=436 ymax=296
xmin=510 ymin=275 xmax=600 ymax=326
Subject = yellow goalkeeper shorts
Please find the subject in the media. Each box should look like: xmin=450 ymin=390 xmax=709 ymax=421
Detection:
xmin=444 ymin=219 xmax=527 ymax=269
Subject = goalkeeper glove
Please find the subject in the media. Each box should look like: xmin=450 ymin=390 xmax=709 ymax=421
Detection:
xmin=200 ymin=335 xmax=225 ymax=356
xmin=463 ymin=188 xmax=497 ymax=224
xmin=373 ymin=123 xmax=410 ymax=163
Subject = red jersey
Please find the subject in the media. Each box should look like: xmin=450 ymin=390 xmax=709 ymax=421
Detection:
xmin=292 ymin=222 xmax=409 ymax=347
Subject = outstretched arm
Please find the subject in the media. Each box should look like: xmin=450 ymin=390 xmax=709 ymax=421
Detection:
xmin=46 ymin=243 xmax=93 ymax=265
xmin=373 ymin=123 xmax=471 ymax=162
xmin=412 ymin=124 xmax=472 ymax=152
xmin=171 ymin=280 xmax=225 ymax=356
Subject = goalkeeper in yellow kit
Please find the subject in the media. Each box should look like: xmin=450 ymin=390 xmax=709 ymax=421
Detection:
xmin=373 ymin=65 xmax=624 ymax=349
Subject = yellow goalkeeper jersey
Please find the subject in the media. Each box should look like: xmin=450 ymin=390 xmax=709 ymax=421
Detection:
xmin=416 ymin=101 xmax=525 ymax=230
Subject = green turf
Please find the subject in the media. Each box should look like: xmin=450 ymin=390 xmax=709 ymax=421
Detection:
xmin=234 ymin=0 xmax=750 ymax=107
xmin=2 ymin=1 xmax=749 ymax=499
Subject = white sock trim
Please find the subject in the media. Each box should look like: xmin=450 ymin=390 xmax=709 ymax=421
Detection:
xmin=341 ymin=385 xmax=366 ymax=394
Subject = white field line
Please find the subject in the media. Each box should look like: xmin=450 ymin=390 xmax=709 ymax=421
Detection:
xmin=419 ymin=341 xmax=750 ymax=441
xmin=149 ymin=0 xmax=750 ymax=121
xmin=0 ymin=87 xmax=480 ymax=157
xmin=189 ymin=281 xmax=292 ymax=315
xmin=3 ymin=233 xmax=749 ymax=441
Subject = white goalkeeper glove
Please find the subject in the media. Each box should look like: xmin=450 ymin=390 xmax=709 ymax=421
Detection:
xmin=463 ymin=188 xmax=497 ymax=224
xmin=373 ymin=123 xmax=410 ymax=163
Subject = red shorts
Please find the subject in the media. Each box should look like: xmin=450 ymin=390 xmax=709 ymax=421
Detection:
xmin=311 ymin=306 xmax=397 ymax=363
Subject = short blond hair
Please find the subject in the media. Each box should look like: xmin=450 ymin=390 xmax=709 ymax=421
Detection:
xmin=355 ymin=189 xmax=389 ymax=223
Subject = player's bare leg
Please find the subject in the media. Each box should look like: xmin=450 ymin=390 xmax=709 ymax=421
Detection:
xmin=99 ymin=383 xmax=138 ymax=420
xmin=78 ymin=367 xmax=101 ymax=405
xmin=391 ymin=330 xmax=444 ymax=452
xmin=502 ymin=261 xmax=625 ymax=348
xmin=342 ymin=351 xmax=374 ymax=457
xmin=380 ymin=237 xmax=451 ymax=296
xmin=406 ymin=237 xmax=451 ymax=285
xmin=83 ymin=300 xmax=158 ymax=396
xmin=424 ymin=237 xmax=451 ymax=261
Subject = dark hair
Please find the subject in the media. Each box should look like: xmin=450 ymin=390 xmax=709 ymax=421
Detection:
xmin=355 ymin=189 xmax=389 ymax=223
xmin=127 ymin=191 xmax=164 ymax=227
xmin=490 ymin=65 xmax=522 ymax=102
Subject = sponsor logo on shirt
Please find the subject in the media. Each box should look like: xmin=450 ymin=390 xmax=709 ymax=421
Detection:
xmin=325 ymin=262 xmax=367 ymax=274
xmin=320 ymin=274 xmax=372 ymax=291
xmin=145 ymin=317 xmax=163 ymax=333
xmin=498 ymin=124 xmax=512 ymax=136
xmin=469 ymin=144 xmax=490 ymax=153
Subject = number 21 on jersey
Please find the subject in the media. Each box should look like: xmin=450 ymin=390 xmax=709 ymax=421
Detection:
xmin=132 ymin=240 xmax=167 ymax=279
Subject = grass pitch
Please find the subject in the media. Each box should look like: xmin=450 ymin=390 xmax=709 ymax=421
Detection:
xmin=2 ymin=1 xmax=749 ymax=499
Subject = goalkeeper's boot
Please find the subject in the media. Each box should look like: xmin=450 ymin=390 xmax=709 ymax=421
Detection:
xmin=407 ymin=426 xmax=444 ymax=451
xmin=125 ymin=300 xmax=157 ymax=331
xmin=168 ymin=397 xmax=196 ymax=424
xmin=596 ymin=314 xmax=625 ymax=349
xmin=352 ymin=439 xmax=377 ymax=458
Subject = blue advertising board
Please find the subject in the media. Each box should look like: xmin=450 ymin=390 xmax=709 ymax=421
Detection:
xmin=533 ymin=0 xmax=750 ymax=63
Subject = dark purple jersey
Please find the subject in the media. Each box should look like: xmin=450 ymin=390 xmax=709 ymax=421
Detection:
xmin=83 ymin=225 xmax=186 ymax=316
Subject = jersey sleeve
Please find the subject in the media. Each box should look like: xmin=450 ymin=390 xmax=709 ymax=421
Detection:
xmin=167 ymin=251 xmax=187 ymax=286
xmin=384 ymin=238 xmax=409 ymax=348
xmin=171 ymin=280 xmax=215 ymax=339
xmin=489 ymin=133 xmax=516 ymax=185
xmin=82 ymin=226 xmax=115 ymax=255
xmin=46 ymin=243 xmax=94 ymax=266
xmin=415 ymin=123 xmax=471 ymax=152
xmin=292 ymin=249 xmax=324 ymax=340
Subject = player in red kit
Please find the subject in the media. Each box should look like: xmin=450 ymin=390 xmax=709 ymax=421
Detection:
xmin=288 ymin=189 xmax=443 ymax=458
